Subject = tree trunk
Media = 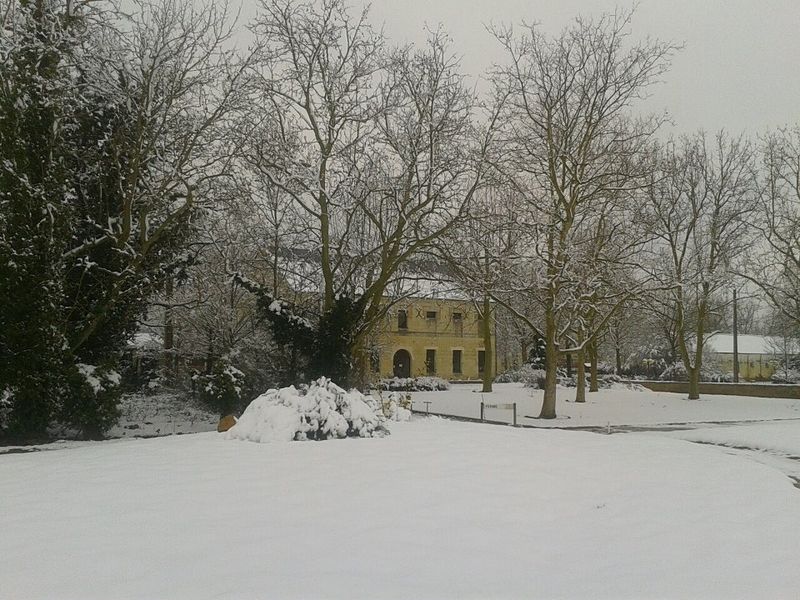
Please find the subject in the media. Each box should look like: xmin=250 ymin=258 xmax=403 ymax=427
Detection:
xmin=162 ymin=275 xmax=175 ymax=378
xmin=481 ymin=295 xmax=493 ymax=393
xmin=539 ymin=315 xmax=558 ymax=419
xmin=589 ymin=341 xmax=599 ymax=392
xmin=353 ymin=346 xmax=370 ymax=394
xmin=565 ymin=352 xmax=572 ymax=377
xmin=615 ymin=344 xmax=622 ymax=375
xmin=687 ymin=367 xmax=700 ymax=400
xmin=575 ymin=347 xmax=586 ymax=403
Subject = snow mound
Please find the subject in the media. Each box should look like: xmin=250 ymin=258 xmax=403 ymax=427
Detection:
xmin=227 ymin=378 xmax=388 ymax=443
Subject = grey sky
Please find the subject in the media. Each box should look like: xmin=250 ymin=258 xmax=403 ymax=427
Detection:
xmin=355 ymin=0 xmax=800 ymax=135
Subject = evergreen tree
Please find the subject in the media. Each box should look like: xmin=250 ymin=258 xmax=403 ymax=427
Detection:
xmin=1 ymin=0 xmax=240 ymax=440
xmin=0 ymin=0 xmax=82 ymax=438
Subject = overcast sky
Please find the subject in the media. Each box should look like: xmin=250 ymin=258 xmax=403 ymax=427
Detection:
xmin=352 ymin=0 xmax=800 ymax=136
xmin=231 ymin=1 xmax=799 ymax=135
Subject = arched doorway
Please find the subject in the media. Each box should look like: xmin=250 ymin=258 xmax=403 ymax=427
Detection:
xmin=393 ymin=349 xmax=411 ymax=378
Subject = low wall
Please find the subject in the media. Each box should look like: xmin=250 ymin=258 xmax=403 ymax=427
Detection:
xmin=633 ymin=380 xmax=800 ymax=400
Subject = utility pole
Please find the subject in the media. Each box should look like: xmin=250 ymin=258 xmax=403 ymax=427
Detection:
xmin=732 ymin=287 xmax=739 ymax=383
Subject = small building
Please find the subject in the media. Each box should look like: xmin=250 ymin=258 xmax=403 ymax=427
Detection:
xmin=705 ymin=333 xmax=787 ymax=381
xmin=373 ymin=296 xmax=492 ymax=381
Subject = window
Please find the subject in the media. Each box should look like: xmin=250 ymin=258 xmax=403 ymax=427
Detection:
xmin=397 ymin=309 xmax=408 ymax=330
xmin=425 ymin=349 xmax=436 ymax=375
xmin=452 ymin=311 xmax=463 ymax=334
xmin=426 ymin=310 xmax=437 ymax=321
xmin=452 ymin=349 xmax=462 ymax=374
xmin=478 ymin=350 xmax=486 ymax=374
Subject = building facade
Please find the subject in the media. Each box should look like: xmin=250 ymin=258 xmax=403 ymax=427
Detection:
xmin=373 ymin=297 xmax=493 ymax=381
xmin=705 ymin=333 xmax=788 ymax=381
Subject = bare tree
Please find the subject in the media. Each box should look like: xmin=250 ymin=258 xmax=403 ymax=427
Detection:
xmin=489 ymin=10 xmax=675 ymax=417
xmin=741 ymin=127 xmax=800 ymax=328
xmin=243 ymin=0 xmax=494 ymax=383
xmin=644 ymin=132 xmax=758 ymax=399
xmin=433 ymin=184 xmax=522 ymax=392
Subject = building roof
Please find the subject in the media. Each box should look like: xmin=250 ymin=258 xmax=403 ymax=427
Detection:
xmin=705 ymin=333 xmax=782 ymax=355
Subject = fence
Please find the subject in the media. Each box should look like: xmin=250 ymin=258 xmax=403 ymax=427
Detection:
xmin=480 ymin=402 xmax=517 ymax=426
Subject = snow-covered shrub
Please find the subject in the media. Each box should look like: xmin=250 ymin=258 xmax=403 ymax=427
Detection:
xmin=658 ymin=362 xmax=688 ymax=381
xmin=596 ymin=362 xmax=617 ymax=375
xmin=227 ymin=377 xmax=388 ymax=443
xmin=558 ymin=375 xmax=578 ymax=388
xmin=706 ymin=371 xmax=734 ymax=383
xmin=381 ymin=392 xmax=412 ymax=422
xmin=197 ymin=360 xmax=246 ymax=416
xmin=770 ymin=368 xmax=800 ymax=384
xmin=658 ymin=362 xmax=733 ymax=383
xmin=623 ymin=344 xmax=672 ymax=379
xmin=556 ymin=372 xmax=624 ymax=388
xmin=523 ymin=370 xmax=547 ymax=389
xmin=599 ymin=373 xmax=623 ymax=386
xmin=495 ymin=364 xmax=546 ymax=388
xmin=377 ymin=376 xmax=450 ymax=392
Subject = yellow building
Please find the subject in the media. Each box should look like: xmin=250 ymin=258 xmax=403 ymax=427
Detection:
xmin=373 ymin=297 xmax=493 ymax=381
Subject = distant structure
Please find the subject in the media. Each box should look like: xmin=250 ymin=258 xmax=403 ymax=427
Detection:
xmin=705 ymin=333 xmax=790 ymax=381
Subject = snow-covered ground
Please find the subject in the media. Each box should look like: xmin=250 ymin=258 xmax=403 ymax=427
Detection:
xmin=410 ymin=382 xmax=800 ymax=427
xmin=2 ymin=416 xmax=800 ymax=599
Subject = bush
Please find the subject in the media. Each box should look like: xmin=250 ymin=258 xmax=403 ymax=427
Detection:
xmin=596 ymin=362 xmax=617 ymax=375
xmin=227 ymin=377 xmax=388 ymax=442
xmin=623 ymin=344 xmax=672 ymax=379
xmin=495 ymin=364 xmax=546 ymax=388
xmin=377 ymin=376 xmax=450 ymax=392
xmin=658 ymin=362 xmax=733 ymax=383
xmin=2 ymin=360 xmax=123 ymax=442
xmin=770 ymin=369 xmax=800 ymax=384
xmin=60 ymin=364 xmax=123 ymax=440
xmin=197 ymin=360 xmax=246 ymax=416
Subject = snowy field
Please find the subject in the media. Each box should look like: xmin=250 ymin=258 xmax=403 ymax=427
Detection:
xmin=3 ymin=415 xmax=800 ymax=599
xmin=409 ymin=382 xmax=800 ymax=428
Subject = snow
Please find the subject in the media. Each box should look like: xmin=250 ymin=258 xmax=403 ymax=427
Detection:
xmin=409 ymin=382 xmax=800 ymax=427
xmin=76 ymin=363 xmax=119 ymax=395
xmin=228 ymin=399 xmax=299 ymax=442
xmin=125 ymin=331 xmax=163 ymax=351
xmin=2 ymin=418 xmax=800 ymax=599
xmin=76 ymin=363 xmax=103 ymax=394
xmin=227 ymin=378 xmax=386 ymax=442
